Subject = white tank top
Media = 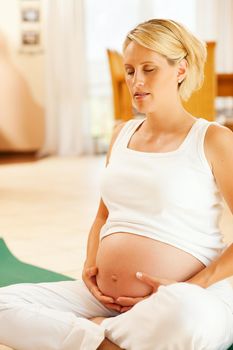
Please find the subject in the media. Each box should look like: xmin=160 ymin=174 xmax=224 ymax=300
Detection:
xmin=99 ymin=117 xmax=227 ymax=266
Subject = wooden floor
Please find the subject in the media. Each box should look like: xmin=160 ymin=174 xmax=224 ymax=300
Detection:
xmin=0 ymin=155 xmax=106 ymax=350
xmin=0 ymin=155 xmax=232 ymax=349
xmin=0 ymin=155 xmax=106 ymax=280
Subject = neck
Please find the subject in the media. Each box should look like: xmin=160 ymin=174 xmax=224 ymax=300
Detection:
xmin=144 ymin=101 xmax=195 ymax=134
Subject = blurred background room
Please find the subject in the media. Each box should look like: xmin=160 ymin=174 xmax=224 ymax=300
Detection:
xmin=0 ymin=0 xmax=232 ymax=305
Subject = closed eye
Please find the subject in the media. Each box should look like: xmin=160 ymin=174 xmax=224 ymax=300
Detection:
xmin=126 ymin=69 xmax=154 ymax=75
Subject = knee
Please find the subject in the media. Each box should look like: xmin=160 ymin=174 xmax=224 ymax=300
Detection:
xmin=150 ymin=283 xmax=206 ymax=338
xmin=0 ymin=286 xmax=10 ymax=305
xmin=0 ymin=284 xmax=25 ymax=309
xmin=156 ymin=283 xmax=231 ymax=346
xmin=131 ymin=282 xmax=228 ymax=346
xmin=0 ymin=287 xmax=14 ymax=311
xmin=103 ymin=283 xmax=231 ymax=349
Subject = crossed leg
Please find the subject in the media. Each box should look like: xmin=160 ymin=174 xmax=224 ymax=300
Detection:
xmin=1 ymin=279 xmax=233 ymax=350
xmin=100 ymin=281 xmax=233 ymax=350
xmin=0 ymin=280 xmax=119 ymax=350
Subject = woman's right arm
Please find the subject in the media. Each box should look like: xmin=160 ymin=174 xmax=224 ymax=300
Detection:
xmin=83 ymin=121 xmax=126 ymax=269
xmin=83 ymin=198 xmax=109 ymax=270
xmin=82 ymin=121 xmax=126 ymax=308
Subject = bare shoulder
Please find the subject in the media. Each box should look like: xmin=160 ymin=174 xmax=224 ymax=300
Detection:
xmin=205 ymin=123 xmax=233 ymax=166
xmin=205 ymin=123 xmax=233 ymax=150
xmin=111 ymin=121 xmax=127 ymax=142
xmin=105 ymin=121 xmax=127 ymax=165
xmin=205 ymin=123 xmax=233 ymax=212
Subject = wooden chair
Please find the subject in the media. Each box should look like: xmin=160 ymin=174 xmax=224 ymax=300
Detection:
xmin=217 ymin=73 xmax=233 ymax=131
xmin=217 ymin=73 xmax=233 ymax=97
xmin=183 ymin=42 xmax=216 ymax=121
xmin=107 ymin=49 xmax=133 ymax=122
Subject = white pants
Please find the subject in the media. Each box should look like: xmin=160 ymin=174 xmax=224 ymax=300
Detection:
xmin=0 ymin=279 xmax=233 ymax=350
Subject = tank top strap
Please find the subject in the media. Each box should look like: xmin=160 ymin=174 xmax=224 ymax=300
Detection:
xmin=111 ymin=118 xmax=146 ymax=154
xmin=189 ymin=117 xmax=218 ymax=147
xmin=184 ymin=117 xmax=219 ymax=173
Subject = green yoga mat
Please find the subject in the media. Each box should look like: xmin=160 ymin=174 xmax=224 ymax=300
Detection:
xmin=0 ymin=238 xmax=74 ymax=287
xmin=0 ymin=238 xmax=232 ymax=350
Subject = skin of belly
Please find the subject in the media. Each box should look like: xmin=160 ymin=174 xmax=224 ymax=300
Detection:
xmin=95 ymin=233 xmax=205 ymax=300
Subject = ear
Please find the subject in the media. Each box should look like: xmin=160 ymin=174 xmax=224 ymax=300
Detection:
xmin=177 ymin=58 xmax=188 ymax=83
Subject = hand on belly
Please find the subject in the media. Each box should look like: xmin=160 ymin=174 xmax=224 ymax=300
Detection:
xmin=96 ymin=233 xmax=205 ymax=301
xmin=96 ymin=263 xmax=153 ymax=300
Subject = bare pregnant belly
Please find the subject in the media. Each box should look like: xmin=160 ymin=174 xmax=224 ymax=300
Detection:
xmin=96 ymin=233 xmax=205 ymax=300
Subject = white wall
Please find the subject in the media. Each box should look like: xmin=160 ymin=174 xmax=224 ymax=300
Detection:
xmin=0 ymin=0 xmax=45 ymax=105
xmin=196 ymin=0 xmax=233 ymax=72
xmin=84 ymin=0 xmax=197 ymax=139
xmin=0 ymin=0 xmax=45 ymax=151
xmin=85 ymin=0 xmax=197 ymax=95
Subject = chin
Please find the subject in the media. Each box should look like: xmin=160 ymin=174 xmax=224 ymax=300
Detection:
xmin=133 ymin=104 xmax=148 ymax=114
xmin=133 ymin=100 xmax=156 ymax=114
xmin=135 ymin=106 xmax=152 ymax=114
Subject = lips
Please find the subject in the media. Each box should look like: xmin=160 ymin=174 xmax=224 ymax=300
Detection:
xmin=134 ymin=92 xmax=150 ymax=97
xmin=134 ymin=92 xmax=150 ymax=100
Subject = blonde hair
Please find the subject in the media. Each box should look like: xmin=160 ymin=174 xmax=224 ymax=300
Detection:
xmin=123 ymin=19 xmax=207 ymax=101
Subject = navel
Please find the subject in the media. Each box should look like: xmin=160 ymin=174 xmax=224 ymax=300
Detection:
xmin=111 ymin=274 xmax=118 ymax=282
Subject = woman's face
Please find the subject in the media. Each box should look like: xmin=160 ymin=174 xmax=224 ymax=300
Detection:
xmin=123 ymin=41 xmax=182 ymax=114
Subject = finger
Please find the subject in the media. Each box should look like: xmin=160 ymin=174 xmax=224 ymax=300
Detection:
xmin=120 ymin=306 xmax=132 ymax=313
xmin=91 ymin=286 xmax=115 ymax=303
xmin=136 ymin=272 xmax=160 ymax=287
xmin=92 ymin=290 xmax=114 ymax=304
xmin=104 ymin=303 xmax=122 ymax=312
xmin=87 ymin=276 xmax=115 ymax=303
xmin=86 ymin=266 xmax=98 ymax=277
xmin=116 ymin=296 xmax=145 ymax=306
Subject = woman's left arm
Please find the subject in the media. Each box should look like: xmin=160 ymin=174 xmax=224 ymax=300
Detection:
xmin=187 ymin=124 xmax=233 ymax=288
xmin=186 ymin=243 xmax=233 ymax=288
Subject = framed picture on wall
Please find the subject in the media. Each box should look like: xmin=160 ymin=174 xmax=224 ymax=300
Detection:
xmin=19 ymin=1 xmax=43 ymax=54
xmin=21 ymin=30 xmax=40 ymax=46
xmin=21 ymin=8 xmax=40 ymax=22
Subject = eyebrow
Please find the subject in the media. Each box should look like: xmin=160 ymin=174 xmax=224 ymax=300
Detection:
xmin=124 ymin=61 xmax=159 ymax=66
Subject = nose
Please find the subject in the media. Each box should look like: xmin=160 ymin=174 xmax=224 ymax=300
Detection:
xmin=132 ymin=71 xmax=145 ymax=87
xmin=135 ymin=81 xmax=144 ymax=87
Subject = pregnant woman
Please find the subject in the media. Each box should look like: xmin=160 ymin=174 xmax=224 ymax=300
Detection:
xmin=1 ymin=19 xmax=233 ymax=350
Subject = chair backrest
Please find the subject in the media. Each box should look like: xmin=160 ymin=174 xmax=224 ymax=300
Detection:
xmin=182 ymin=42 xmax=216 ymax=121
xmin=217 ymin=73 xmax=233 ymax=132
xmin=107 ymin=49 xmax=133 ymax=122
xmin=217 ymin=73 xmax=233 ymax=97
